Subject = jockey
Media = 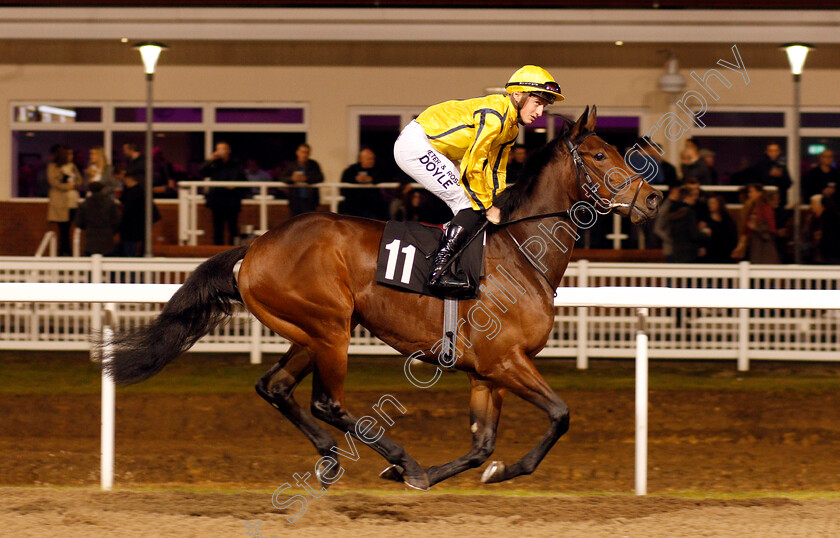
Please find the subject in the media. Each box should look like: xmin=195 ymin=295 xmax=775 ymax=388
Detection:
xmin=394 ymin=65 xmax=564 ymax=292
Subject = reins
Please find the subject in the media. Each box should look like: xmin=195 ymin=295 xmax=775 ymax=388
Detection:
xmin=439 ymin=130 xmax=648 ymax=296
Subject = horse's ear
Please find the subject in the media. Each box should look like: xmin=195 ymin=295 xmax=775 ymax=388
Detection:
xmin=585 ymin=105 xmax=598 ymax=132
xmin=570 ymin=105 xmax=590 ymax=140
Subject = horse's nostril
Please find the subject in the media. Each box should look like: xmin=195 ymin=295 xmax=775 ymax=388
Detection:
xmin=646 ymin=193 xmax=661 ymax=210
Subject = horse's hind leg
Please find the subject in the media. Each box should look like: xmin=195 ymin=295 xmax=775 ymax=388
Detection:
xmin=380 ymin=374 xmax=505 ymax=487
xmin=255 ymin=344 xmax=342 ymax=486
xmin=479 ymin=351 xmax=570 ymax=484
xmin=307 ymin=343 xmax=431 ymax=491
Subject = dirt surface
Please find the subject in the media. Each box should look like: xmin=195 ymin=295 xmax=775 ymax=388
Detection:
xmin=2 ymin=363 xmax=840 ymax=536
xmin=3 ymin=389 xmax=840 ymax=492
xmin=3 ymin=488 xmax=840 ymax=537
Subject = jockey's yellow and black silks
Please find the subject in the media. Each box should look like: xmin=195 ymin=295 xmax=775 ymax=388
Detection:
xmin=415 ymin=94 xmax=519 ymax=211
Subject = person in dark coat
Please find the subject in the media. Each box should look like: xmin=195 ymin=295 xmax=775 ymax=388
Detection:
xmin=802 ymin=150 xmax=840 ymax=201
xmin=200 ymin=141 xmax=247 ymax=245
xmin=75 ymin=181 xmax=120 ymax=256
xmin=278 ymin=143 xmax=324 ymax=216
xmin=117 ymin=167 xmax=146 ymax=257
xmin=338 ymin=148 xmax=387 ymax=220
xmin=699 ymin=194 xmax=737 ymax=263
xmin=819 ymin=187 xmax=840 ymax=264
xmin=750 ymin=142 xmax=792 ymax=208
xmin=668 ymin=187 xmax=706 ymax=263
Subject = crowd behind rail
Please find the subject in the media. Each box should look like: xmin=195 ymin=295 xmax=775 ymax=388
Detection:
xmin=40 ymin=136 xmax=840 ymax=265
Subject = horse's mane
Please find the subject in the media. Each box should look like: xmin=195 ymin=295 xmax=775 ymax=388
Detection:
xmin=494 ymin=118 xmax=574 ymax=221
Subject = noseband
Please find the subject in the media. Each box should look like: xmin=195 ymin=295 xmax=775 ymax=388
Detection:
xmin=564 ymin=133 xmax=646 ymax=218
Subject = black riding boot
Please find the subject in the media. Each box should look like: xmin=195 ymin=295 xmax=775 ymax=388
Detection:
xmin=429 ymin=208 xmax=485 ymax=291
xmin=429 ymin=224 xmax=473 ymax=291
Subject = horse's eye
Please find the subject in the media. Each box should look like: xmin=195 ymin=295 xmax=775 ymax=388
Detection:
xmin=594 ymin=152 xmax=606 ymax=161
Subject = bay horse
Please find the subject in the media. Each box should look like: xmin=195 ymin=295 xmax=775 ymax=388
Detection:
xmin=106 ymin=106 xmax=661 ymax=491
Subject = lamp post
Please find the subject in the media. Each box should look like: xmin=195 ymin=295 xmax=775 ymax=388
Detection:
xmin=781 ymin=43 xmax=813 ymax=265
xmin=133 ymin=42 xmax=168 ymax=257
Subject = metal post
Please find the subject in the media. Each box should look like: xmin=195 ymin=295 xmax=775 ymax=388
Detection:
xmin=576 ymin=259 xmax=589 ymax=369
xmin=101 ymin=303 xmax=116 ymax=491
xmin=250 ymin=315 xmax=263 ymax=365
xmin=738 ymin=260 xmax=750 ymax=372
xmin=144 ymin=73 xmax=154 ymax=257
xmin=258 ymin=184 xmax=269 ymax=234
xmin=792 ymin=73 xmax=802 ymax=264
xmin=90 ymin=254 xmax=102 ymax=361
xmin=635 ymin=307 xmax=649 ymax=496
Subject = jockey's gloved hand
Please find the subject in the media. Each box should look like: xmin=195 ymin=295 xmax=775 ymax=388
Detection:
xmin=486 ymin=206 xmax=501 ymax=225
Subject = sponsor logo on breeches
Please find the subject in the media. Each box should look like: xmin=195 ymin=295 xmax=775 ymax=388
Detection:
xmin=419 ymin=150 xmax=458 ymax=189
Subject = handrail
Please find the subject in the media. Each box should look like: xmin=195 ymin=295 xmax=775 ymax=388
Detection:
xmin=34 ymin=231 xmax=57 ymax=257
xmin=176 ymin=181 xmax=797 ymax=249
xmin=72 ymin=227 xmax=82 ymax=257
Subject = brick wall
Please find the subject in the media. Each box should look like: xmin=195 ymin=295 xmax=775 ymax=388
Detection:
xmin=0 ymin=200 xmax=295 ymax=256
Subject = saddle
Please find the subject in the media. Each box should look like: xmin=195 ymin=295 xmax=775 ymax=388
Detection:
xmin=375 ymin=221 xmax=485 ymax=300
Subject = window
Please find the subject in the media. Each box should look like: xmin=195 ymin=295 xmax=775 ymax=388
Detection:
xmin=114 ymin=107 xmax=203 ymax=123
xmin=358 ymin=115 xmax=402 ymax=180
xmin=690 ymin=136 xmax=788 ymax=187
xmin=13 ymin=130 xmax=104 ymax=197
xmin=10 ymin=102 xmax=308 ymax=198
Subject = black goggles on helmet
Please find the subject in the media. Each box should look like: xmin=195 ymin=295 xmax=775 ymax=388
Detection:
xmin=505 ymin=80 xmax=562 ymax=94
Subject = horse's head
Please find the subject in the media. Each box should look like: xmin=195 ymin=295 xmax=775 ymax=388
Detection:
xmin=566 ymin=106 xmax=662 ymax=224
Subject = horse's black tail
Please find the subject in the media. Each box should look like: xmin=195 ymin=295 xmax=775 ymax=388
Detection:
xmin=103 ymin=245 xmax=249 ymax=385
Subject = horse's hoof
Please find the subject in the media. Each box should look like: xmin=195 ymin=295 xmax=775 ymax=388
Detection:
xmin=481 ymin=461 xmax=507 ymax=484
xmin=402 ymin=471 xmax=430 ymax=491
xmin=316 ymin=463 xmax=340 ymax=489
xmin=379 ymin=465 xmax=404 ymax=483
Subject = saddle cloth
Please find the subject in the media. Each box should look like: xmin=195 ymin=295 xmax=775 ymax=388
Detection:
xmin=375 ymin=221 xmax=485 ymax=299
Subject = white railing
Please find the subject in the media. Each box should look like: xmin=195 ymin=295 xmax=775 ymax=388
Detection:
xmin=177 ymin=180 xmax=406 ymax=245
xmin=176 ymin=181 xmax=788 ymax=250
xmin=34 ymin=231 xmax=57 ymax=257
xmin=34 ymin=229 xmax=82 ymax=257
xmin=1 ymin=256 xmax=838 ymax=368
xmin=2 ymin=281 xmax=838 ymax=495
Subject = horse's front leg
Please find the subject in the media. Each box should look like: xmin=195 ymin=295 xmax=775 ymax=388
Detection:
xmin=380 ymin=374 xmax=505 ymax=487
xmin=479 ymin=351 xmax=570 ymax=484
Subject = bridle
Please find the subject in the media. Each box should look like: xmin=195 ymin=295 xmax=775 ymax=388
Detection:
xmin=498 ymin=131 xmax=649 ymax=295
xmin=499 ymin=131 xmax=647 ymax=227
xmin=564 ymin=132 xmax=646 ymax=219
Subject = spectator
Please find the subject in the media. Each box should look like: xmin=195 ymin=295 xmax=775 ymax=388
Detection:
xmin=85 ymin=146 xmax=118 ymax=198
xmin=802 ymin=150 xmax=839 ymax=201
xmin=339 ymin=148 xmax=387 ymax=220
xmin=122 ymin=142 xmax=145 ymax=185
xmin=699 ymin=149 xmax=719 ymax=185
xmin=668 ymin=186 xmax=706 ymax=263
xmin=750 ymin=142 xmax=792 ymax=208
xmin=653 ymin=187 xmax=680 ymax=262
xmin=731 ymin=183 xmax=780 ymax=264
xmin=804 ymin=194 xmax=825 ymax=263
xmin=680 ymin=143 xmax=712 ymax=184
xmin=629 ymin=137 xmax=678 ymax=188
xmin=278 ymin=143 xmax=324 ymax=216
xmin=75 ymin=181 xmax=120 ymax=256
xmin=505 ymin=144 xmax=528 ymax=184
xmin=116 ymin=166 xmax=146 ymax=257
xmin=818 ymin=186 xmax=840 ymax=264
xmin=699 ymin=194 xmax=737 ymax=263
xmin=681 ymin=177 xmax=710 ymax=223
xmin=200 ymin=141 xmax=247 ymax=245
xmin=728 ymin=157 xmax=753 ymax=187
xmin=152 ymin=147 xmax=176 ymax=198
xmin=244 ymin=158 xmax=272 ymax=197
xmin=389 ymin=181 xmax=415 ymax=221
xmin=47 ymin=145 xmax=82 ymax=256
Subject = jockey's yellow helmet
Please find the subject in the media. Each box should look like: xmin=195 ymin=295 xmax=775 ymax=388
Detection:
xmin=505 ymin=65 xmax=565 ymax=104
